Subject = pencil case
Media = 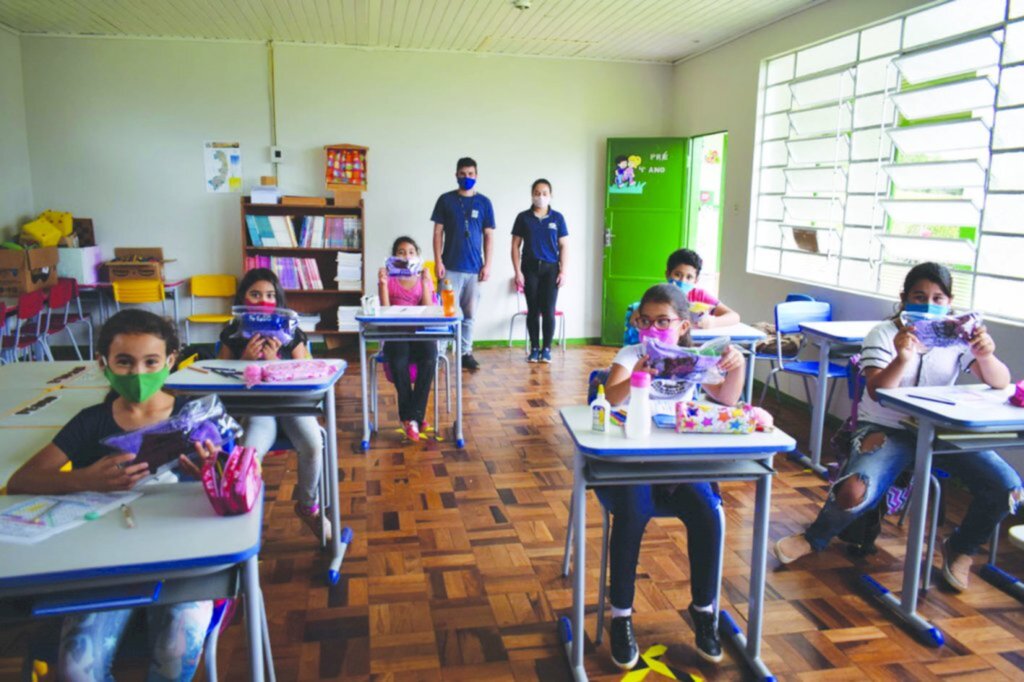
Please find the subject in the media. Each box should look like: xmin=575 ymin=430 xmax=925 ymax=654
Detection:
xmin=688 ymin=301 xmax=713 ymax=325
xmin=242 ymin=359 xmax=338 ymax=388
xmin=202 ymin=445 xmax=262 ymax=516
xmin=675 ymin=401 xmax=774 ymax=434
xmin=1010 ymin=380 xmax=1024 ymax=408
xmin=231 ymin=305 xmax=298 ymax=345
xmin=385 ymin=256 xmax=422 ymax=277
xmin=900 ymin=311 xmax=981 ymax=349
xmin=644 ymin=337 xmax=725 ymax=385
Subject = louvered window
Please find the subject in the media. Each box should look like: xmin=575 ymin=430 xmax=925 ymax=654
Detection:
xmin=749 ymin=0 xmax=1024 ymax=323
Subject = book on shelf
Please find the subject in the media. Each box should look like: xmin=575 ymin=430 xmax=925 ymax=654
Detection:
xmin=243 ymin=255 xmax=325 ymax=290
xmin=325 ymin=216 xmax=362 ymax=249
xmin=335 ymin=252 xmax=363 ymax=291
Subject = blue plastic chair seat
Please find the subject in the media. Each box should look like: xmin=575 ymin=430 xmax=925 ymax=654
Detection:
xmin=778 ymin=360 xmax=848 ymax=378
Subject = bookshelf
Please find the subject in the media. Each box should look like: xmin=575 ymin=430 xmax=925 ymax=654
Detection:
xmin=240 ymin=196 xmax=363 ymax=347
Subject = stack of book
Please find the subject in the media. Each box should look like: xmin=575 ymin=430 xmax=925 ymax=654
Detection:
xmin=296 ymin=313 xmax=321 ymax=333
xmin=245 ymin=215 xmax=297 ymax=247
xmin=244 ymin=255 xmax=324 ymax=290
xmin=336 ymin=252 xmax=363 ymax=292
xmin=337 ymin=306 xmax=360 ymax=332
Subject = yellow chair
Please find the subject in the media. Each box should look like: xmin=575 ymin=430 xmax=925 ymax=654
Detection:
xmin=422 ymin=260 xmax=439 ymax=295
xmin=112 ymin=279 xmax=167 ymax=318
xmin=185 ymin=274 xmax=237 ymax=344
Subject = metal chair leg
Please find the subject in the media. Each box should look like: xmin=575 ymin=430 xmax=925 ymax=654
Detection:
xmin=369 ymin=356 xmax=379 ymax=433
xmin=185 ymin=320 xmax=192 ymax=345
xmin=204 ymin=616 xmax=221 ymax=682
xmin=561 ymin=490 xmax=574 ymax=577
xmin=759 ymin=365 xmax=778 ymax=406
xmin=595 ymin=505 xmax=610 ymax=646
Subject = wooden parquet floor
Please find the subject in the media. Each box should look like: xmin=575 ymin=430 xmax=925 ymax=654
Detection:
xmin=3 ymin=346 xmax=1024 ymax=681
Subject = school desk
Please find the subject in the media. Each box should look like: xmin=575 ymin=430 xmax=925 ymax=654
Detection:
xmin=164 ymin=359 xmax=352 ymax=584
xmin=558 ymin=405 xmax=796 ymax=681
xmin=871 ymin=384 xmax=1024 ymax=647
xmin=692 ymin=322 xmax=767 ymax=404
xmin=356 ymin=305 xmax=464 ymax=450
xmin=796 ymin=320 xmax=877 ymax=475
xmin=0 ymin=360 xmax=106 ymax=390
xmin=0 ymin=426 xmax=59 ymax=489
xmin=0 ymin=482 xmax=272 ymax=681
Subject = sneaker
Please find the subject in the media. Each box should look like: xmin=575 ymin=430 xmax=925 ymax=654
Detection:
xmin=295 ymin=502 xmax=332 ymax=543
xmin=402 ymin=420 xmax=420 ymax=441
xmin=774 ymin=533 xmax=813 ymax=565
xmin=527 ymin=349 xmax=540 ymax=363
xmin=462 ymin=353 xmax=480 ymax=371
xmin=540 ymin=348 xmax=552 ymax=363
xmin=609 ymin=616 xmax=639 ymax=670
xmin=688 ymin=604 xmax=722 ymax=663
xmin=419 ymin=418 xmax=431 ymax=433
xmin=942 ymin=537 xmax=972 ymax=592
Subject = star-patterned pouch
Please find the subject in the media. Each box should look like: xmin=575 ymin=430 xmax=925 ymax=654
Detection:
xmin=675 ymin=400 xmax=757 ymax=434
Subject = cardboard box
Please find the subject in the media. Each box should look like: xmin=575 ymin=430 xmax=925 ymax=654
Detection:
xmin=0 ymin=247 xmax=59 ymax=297
xmin=57 ymin=246 xmax=103 ymax=285
xmin=103 ymin=247 xmax=169 ymax=282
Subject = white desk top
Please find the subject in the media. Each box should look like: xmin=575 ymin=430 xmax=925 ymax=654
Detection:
xmin=0 ymin=427 xmax=58 ymax=488
xmin=165 ymin=359 xmax=346 ymax=394
xmin=0 ymin=483 xmax=262 ymax=589
xmin=799 ymin=320 xmax=878 ymax=343
xmin=0 ymin=361 xmax=107 ymax=390
xmin=560 ymin=405 xmax=795 ymax=460
xmin=691 ymin=322 xmax=766 ymax=343
xmin=356 ymin=305 xmax=462 ymax=324
xmin=878 ymin=385 xmax=1024 ymax=432
xmin=0 ymin=388 xmax=107 ymax=428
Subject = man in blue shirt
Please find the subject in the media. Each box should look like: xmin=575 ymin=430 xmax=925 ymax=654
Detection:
xmin=432 ymin=157 xmax=495 ymax=371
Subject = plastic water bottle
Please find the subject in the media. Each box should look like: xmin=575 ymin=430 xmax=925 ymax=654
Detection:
xmin=590 ymin=384 xmax=611 ymax=432
xmin=624 ymin=372 xmax=652 ymax=439
xmin=441 ymin=279 xmax=456 ymax=317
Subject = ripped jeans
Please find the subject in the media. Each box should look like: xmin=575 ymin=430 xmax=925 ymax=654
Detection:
xmin=805 ymin=423 xmax=1023 ymax=555
xmin=58 ymin=601 xmax=213 ymax=681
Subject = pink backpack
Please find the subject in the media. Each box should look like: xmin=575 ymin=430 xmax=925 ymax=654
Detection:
xmin=201 ymin=445 xmax=263 ymax=515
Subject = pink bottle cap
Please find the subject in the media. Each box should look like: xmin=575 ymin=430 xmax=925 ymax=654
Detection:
xmin=630 ymin=371 xmax=651 ymax=388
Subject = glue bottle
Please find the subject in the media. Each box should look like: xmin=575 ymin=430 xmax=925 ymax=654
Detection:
xmin=590 ymin=384 xmax=611 ymax=432
xmin=441 ymin=279 xmax=456 ymax=317
xmin=624 ymin=372 xmax=652 ymax=439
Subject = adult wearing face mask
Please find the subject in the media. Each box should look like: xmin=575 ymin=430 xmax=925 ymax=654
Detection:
xmin=511 ymin=178 xmax=569 ymax=364
xmin=432 ymin=156 xmax=495 ymax=371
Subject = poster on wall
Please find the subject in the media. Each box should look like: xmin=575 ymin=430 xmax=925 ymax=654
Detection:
xmin=203 ymin=142 xmax=242 ymax=193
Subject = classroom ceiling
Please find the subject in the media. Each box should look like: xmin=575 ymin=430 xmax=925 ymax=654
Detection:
xmin=0 ymin=0 xmax=823 ymax=63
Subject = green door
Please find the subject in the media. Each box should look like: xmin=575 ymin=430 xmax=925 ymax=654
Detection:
xmin=601 ymin=137 xmax=689 ymax=345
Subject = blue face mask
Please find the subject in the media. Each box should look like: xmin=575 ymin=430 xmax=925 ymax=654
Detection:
xmin=904 ymin=302 xmax=949 ymax=318
xmin=669 ymin=279 xmax=694 ymax=295
xmin=457 ymin=176 xmax=477 ymax=191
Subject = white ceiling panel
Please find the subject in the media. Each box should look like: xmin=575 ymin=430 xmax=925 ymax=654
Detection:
xmin=0 ymin=0 xmax=823 ymax=63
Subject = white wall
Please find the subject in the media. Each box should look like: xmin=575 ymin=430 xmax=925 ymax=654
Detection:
xmin=19 ymin=36 xmax=672 ymax=342
xmin=670 ymin=0 xmax=1024 ymax=422
xmin=20 ymin=36 xmax=274 ymax=306
xmin=0 ymin=28 xmax=33 ymax=238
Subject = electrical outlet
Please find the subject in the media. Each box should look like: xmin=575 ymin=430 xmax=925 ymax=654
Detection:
xmin=270 ymin=146 xmax=283 ymax=162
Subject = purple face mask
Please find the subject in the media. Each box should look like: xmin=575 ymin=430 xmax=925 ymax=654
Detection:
xmin=638 ymin=326 xmax=676 ymax=345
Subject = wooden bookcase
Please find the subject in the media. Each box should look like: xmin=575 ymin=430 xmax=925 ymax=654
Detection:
xmin=239 ymin=196 xmax=363 ymax=350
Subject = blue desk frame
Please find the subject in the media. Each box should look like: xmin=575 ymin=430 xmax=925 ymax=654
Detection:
xmin=165 ymin=359 xmax=352 ymax=585
xmin=873 ymin=385 xmax=1024 ymax=646
xmin=557 ymin=406 xmax=796 ymax=681
xmin=356 ymin=307 xmax=464 ymax=451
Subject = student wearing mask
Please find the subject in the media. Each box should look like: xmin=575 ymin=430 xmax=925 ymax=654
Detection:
xmin=511 ymin=178 xmax=569 ymax=363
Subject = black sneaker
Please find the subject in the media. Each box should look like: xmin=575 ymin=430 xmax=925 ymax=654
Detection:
xmin=461 ymin=353 xmax=480 ymax=370
xmin=609 ymin=616 xmax=639 ymax=670
xmin=688 ymin=604 xmax=722 ymax=663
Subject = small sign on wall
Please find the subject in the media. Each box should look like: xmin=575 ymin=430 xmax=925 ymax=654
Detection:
xmin=204 ymin=141 xmax=242 ymax=193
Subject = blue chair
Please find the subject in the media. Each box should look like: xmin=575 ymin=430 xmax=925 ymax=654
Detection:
xmin=759 ymin=300 xmax=846 ymax=411
xmin=753 ymin=294 xmax=814 ymax=405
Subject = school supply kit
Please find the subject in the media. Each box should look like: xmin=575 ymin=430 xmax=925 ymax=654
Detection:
xmin=201 ymin=445 xmax=262 ymax=516
xmin=643 ymin=336 xmax=728 ymax=385
xmin=900 ymin=310 xmax=982 ymax=349
xmin=231 ymin=306 xmax=299 ymax=345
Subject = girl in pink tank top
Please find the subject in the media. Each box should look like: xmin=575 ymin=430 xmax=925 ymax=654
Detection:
xmin=377 ymin=237 xmax=437 ymax=441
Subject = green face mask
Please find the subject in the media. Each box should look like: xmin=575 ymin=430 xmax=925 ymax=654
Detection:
xmin=103 ymin=364 xmax=171 ymax=403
